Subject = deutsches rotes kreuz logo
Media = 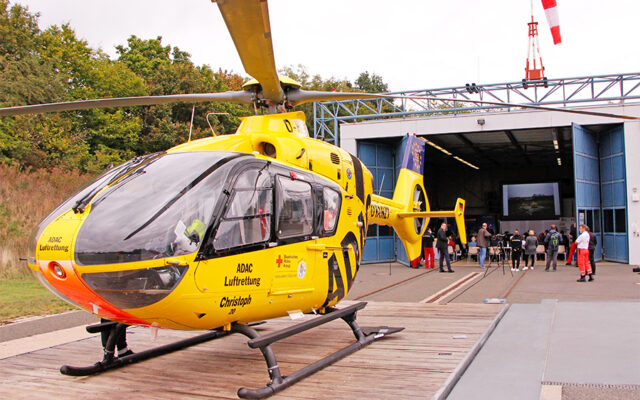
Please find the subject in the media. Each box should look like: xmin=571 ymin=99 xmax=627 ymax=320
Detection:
xmin=297 ymin=261 xmax=307 ymax=279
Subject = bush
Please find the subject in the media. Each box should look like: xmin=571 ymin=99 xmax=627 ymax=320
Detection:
xmin=0 ymin=163 xmax=95 ymax=278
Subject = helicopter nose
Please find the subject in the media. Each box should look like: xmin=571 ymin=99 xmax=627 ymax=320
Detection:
xmin=35 ymin=259 xmax=151 ymax=326
xmin=33 ymin=211 xmax=151 ymax=325
xmin=37 ymin=260 xmax=90 ymax=303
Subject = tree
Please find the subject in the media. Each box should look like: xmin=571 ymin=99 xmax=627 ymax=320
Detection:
xmin=278 ymin=65 xmax=393 ymax=136
xmin=354 ymin=71 xmax=389 ymax=93
xmin=116 ymin=35 xmax=251 ymax=153
xmin=0 ymin=3 xmax=252 ymax=173
xmin=279 ymin=64 xmax=354 ymax=132
xmin=2 ymin=3 xmax=396 ymax=171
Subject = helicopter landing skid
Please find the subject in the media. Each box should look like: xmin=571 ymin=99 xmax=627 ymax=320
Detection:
xmin=59 ymin=320 xmax=266 ymax=376
xmin=231 ymin=301 xmax=403 ymax=399
xmin=59 ymin=302 xmax=401 ymax=399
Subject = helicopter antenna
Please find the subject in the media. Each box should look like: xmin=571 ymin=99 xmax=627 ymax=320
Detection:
xmin=378 ymin=173 xmax=385 ymax=195
xmin=188 ymin=105 xmax=196 ymax=143
xmin=206 ymin=112 xmax=230 ymax=136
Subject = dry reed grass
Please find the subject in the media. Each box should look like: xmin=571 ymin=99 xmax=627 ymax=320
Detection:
xmin=0 ymin=163 xmax=95 ymax=279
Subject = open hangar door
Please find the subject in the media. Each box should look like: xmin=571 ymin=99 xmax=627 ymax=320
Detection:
xmin=573 ymin=123 xmax=628 ymax=263
xmin=356 ymin=124 xmax=628 ymax=265
xmin=420 ymin=127 xmax=575 ymax=239
xmin=358 ymin=128 xmax=575 ymax=265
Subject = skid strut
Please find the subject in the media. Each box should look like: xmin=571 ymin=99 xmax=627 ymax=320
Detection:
xmin=59 ymin=302 xmax=402 ymax=399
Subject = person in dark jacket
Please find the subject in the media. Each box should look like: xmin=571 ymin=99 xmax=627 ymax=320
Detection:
xmin=422 ymin=227 xmax=435 ymax=269
xmin=544 ymin=225 xmax=563 ymax=271
xmin=476 ymin=222 xmax=492 ymax=268
xmin=436 ymin=222 xmax=454 ymax=273
xmin=510 ymin=230 xmax=523 ymax=271
xmin=587 ymin=226 xmax=597 ymax=275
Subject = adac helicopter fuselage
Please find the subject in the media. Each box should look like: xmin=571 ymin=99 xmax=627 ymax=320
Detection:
xmin=29 ymin=112 xmax=368 ymax=330
xmin=29 ymin=110 xmax=464 ymax=330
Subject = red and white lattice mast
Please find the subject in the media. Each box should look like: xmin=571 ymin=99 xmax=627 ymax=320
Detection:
xmin=524 ymin=0 xmax=562 ymax=82
xmin=525 ymin=0 xmax=545 ymax=81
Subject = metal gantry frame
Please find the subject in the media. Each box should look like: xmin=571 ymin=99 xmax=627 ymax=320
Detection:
xmin=312 ymin=72 xmax=640 ymax=145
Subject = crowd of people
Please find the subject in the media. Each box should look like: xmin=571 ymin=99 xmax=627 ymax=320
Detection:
xmin=414 ymin=222 xmax=597 ymax=282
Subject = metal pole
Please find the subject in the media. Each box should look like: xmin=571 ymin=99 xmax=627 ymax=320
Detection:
xmin=188 ymin=104 xmax=196 ymax=143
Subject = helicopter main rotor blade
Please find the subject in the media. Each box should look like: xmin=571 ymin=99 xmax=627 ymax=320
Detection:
xmin=288 ymin=90 xmax=640 ymax=121
xmin=0 ymin=92 xmax=253 ymax=117
xmin=215 ymin=0 xmax=283 ymax=104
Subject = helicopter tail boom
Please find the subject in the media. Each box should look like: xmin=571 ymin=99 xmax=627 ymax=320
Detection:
xmin=397 ymin=198 xmax=467 ymax=245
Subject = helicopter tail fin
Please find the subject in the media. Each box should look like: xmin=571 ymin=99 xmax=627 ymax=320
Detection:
xmin=369 ymin=135 xmax=466 ymax=264
xmin=369 ymin=135 xmax=428 ymax=263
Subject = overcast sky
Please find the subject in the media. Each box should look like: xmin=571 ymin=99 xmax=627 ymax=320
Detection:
xmin=13 ymin=0 xmax=640 ymax=92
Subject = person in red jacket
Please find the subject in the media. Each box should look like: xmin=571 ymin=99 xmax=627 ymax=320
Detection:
xmin=566 ymin=223 xmax=577 ymax=266
xmin=575 ymin=224 xmax=594 ymax=282
xmin=422 ymin=227 xmax=435 ymax=269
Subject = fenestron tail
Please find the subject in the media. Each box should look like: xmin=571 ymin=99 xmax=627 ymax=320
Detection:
xmin=368 ymin=135 xmax=467 ymax=263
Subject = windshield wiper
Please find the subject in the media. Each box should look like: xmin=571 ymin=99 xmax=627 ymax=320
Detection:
xmin=73 ymin=152 xmax=164 ymax=214
xmin=106 ymin=152 xmax=164 ymax=185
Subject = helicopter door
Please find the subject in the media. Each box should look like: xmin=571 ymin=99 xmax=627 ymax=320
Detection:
xmin=269 ymin=175 xmax=316 ymax=298
xmin=193 ymin=166 xmax=273 ymax=319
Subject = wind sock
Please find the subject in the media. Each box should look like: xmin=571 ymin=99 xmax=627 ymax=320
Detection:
xmin=541 ymin=0 xmax=561 ymax=44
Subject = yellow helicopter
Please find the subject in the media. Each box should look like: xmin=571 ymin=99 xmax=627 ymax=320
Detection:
xmin=0 ymin=1 xmax=636 ymax=398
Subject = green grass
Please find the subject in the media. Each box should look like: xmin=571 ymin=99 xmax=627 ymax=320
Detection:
xmin=0 ymin=277 xmax=75 ymax=323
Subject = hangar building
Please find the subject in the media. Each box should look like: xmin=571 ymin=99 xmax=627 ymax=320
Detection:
xmin=314 ymin=73 xmax=640 ymax=266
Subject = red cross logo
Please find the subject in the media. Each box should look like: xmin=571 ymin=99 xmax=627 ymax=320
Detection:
xmin=276 ymin=255 xmax=283 ymax=268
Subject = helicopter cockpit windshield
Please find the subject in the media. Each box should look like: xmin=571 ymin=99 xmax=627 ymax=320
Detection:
xmin=75 ymin=152 xmax=237 ymax=265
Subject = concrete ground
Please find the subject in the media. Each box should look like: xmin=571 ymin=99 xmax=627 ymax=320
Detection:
xmin=348 ymin=259 xmax=640 ymax=304
xmin=448 ymin=301 xmax=640 ymax=400
xmin=506 ymin=261 xmax=639 ymax=303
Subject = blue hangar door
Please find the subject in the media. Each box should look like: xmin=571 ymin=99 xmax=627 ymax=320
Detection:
xmin=599 ymin=125 xmax=628 ymax=262
xmin=394 ymin=136 xmax=413 ymax=266
xmin=358 ymin=142 xmax=396 ymax=263
xmin=572 ymin=123 xmax=628 ymax=263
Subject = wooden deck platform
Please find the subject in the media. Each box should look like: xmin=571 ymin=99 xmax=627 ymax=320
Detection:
xmin=0 ymin=301 xmax=504 ymax=399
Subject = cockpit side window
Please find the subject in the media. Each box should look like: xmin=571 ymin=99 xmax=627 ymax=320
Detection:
xmin=322 ymin=187 xmax=341 ymax=234
xmin=213 ymin=167 xmax=273 ymax=251
xmin=275 ymin=176 xmax=314 ymax=239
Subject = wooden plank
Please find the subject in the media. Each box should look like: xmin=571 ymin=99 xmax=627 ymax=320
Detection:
xmin=0 ymin=301 xmax=503 ymax=399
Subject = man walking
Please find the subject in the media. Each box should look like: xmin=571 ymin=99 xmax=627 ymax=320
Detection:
xmin=436 ymin=222 xmax=454 ymax=273
xmin=587 ymin=226 xmax=597 ymax=275
xmin=422 ymin=227 xmax=435 ymax=269
xmin=544 ymin=224 xmax=562 ymax=271
xmin=477 ymin=222 xmax=491 ymax=268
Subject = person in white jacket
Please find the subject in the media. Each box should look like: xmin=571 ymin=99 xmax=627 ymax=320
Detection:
xmin=575 ymin=224 xmax=594 ymax=282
